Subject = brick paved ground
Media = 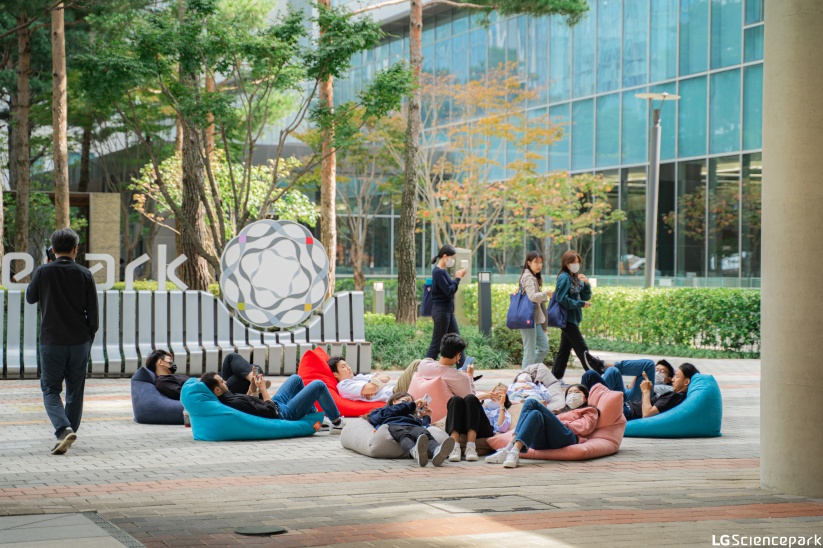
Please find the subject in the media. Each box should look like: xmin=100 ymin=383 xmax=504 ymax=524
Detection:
xmin=1 ymin=353 xmax=821 ymax=547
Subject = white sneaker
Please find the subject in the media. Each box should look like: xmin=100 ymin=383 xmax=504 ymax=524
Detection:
xmin=432 ymin=437 xmax=456 ymax=467
xmin=330 ymin=418 xmax=345 ymax=435
xmin=485 ymin=449 xmax=509 ymax=464
xmin=465 ymin=445 xmax=478 ymax=461
xmin=448 ymin=443 xmax=462 ymax=462
xmin=503 ymin=450 xmax=520 ymax=469
xmin=410 ymin=434 xmax=428 ymax=467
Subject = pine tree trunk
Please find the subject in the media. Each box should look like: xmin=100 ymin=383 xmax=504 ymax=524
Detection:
xmin=78 ymin=122 xmax=91 ymax=192
xmin=14 ymin=17 xmax=31 ymax=262
xmin=319 ymin=0 xmax=337 ymax=299
xmin=395 ymin=0 xmax=423 ymax=324
xmin=52 ymin=4 xmax=70 ymax=229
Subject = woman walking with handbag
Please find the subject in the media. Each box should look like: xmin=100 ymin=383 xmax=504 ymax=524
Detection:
xmin=425 ymin=245 xmax=468 ymax=368
xmin=518 ymin=251 xmax=552 ymax=369
xmin=550 ymin=251 xmax=605 ymax=384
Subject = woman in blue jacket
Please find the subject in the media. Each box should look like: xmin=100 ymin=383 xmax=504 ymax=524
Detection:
xmin=551 ymin=250 xmax=605 ymax=383
xmin=366 ymin=392 xmax=456 ymax=467
xmin=425 ymin=245 xmax=467 ymax=367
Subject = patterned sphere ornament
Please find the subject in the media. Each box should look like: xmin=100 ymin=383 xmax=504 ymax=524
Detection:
xmin=219 ymin=220 xmax=329 ymax=328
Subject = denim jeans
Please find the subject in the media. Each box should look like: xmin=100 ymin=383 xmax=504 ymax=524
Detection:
xmin=520 ymin=326 xmax=550 ymax=370
xmin=513 ymin=398 xmax=578 ymax=451
xmin=581 ymin=359 xmax=655 ymax=402
xmin=272 ymin=375 xmax=341 ymax=421
xmin=39 ymin=341 xmax=92 ymax=437
xmin=425 ymin=305 xmax=465 ymax=368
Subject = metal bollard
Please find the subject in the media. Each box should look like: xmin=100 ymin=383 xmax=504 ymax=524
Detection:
xmin=374 ymin=282 xmax=385 ymax=314
xmin=477 ymin=271 xmax=492 ymax=336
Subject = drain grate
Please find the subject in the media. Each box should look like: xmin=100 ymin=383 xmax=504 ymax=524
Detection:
xmin=417 ymin=495 xmax=553 ymax=514
xmin=83 ymin=512 xmax=145 ymax=548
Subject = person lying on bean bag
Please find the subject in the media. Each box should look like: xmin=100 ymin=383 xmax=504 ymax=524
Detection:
xmin=148 ymin=349 xmax=268 ymax=401
xmin=199 ymin=371 xmax=345 ymax=432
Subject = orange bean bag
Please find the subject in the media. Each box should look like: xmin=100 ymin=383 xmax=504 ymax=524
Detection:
xmin=487 ymin=384 xmax=626 ymax=460
xmin=297 ymin=347 xmax=384 ymax=417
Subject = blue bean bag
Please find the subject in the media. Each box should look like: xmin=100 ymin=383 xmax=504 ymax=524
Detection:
xmin=130 ymin=366 xmax=185 ymax=425
xmin=624 ymin=373 xmax=722 ymax=438
xmin=180 ymin=378 xmax=324 ymax=442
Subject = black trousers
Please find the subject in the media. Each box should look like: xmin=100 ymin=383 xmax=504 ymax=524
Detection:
xmin=551 ymin=322 xmax=590 ymax=380
xmin=221 ymin=353 xmax=257 ymax=394
xmin=445 ymin=395 xmax=494 ymax=439
xmin=425 ymin=305 xmax=466 ymax=368
xmin=388 ymin=425 xmax=439 ymax=458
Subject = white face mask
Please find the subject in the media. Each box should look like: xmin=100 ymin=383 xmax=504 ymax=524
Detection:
xmin=566 ymin=392 xmax=584 ymax=409
xmin=654 ymin=372 xmax=666 ymax=385
xmin=446 ymin=257 xmax=456 ymax=268
xmin=568 ymin=263 xmax=580 ymax=274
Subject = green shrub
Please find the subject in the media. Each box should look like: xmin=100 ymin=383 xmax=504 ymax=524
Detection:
xmin=462 ymin=283 xmax=760 ymax=355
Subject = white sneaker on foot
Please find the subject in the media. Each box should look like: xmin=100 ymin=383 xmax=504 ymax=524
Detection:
xmin=503 ymin=450 xmax=520 ymax=469
xmin=432 ymin=437 xmax=456 ymax=467
xmin=485 ymin=449 xmax=508 ymax=464
xmin=465 ymin=445 xmax=478 ymax=461
xmin=410 ymin=434 xmax=429 ymax=467
xmin=448 ymin=443 xmax=462 ymax=462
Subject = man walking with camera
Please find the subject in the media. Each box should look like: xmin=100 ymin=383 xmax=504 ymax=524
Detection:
xmin=26 ymin=228 xmax=99 ymax=455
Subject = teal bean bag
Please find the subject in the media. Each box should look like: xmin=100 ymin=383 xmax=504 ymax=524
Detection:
xmin=180 ymin=378 xmax=323 ymax=442
xmin=624 ymin=373 xmax=722 ymax=438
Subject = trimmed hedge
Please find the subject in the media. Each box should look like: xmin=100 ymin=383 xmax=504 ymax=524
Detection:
xmin=462 ymin=284 xmax=760 ymax=355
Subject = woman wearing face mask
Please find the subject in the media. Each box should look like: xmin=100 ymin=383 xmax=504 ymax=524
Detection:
xmin=485 ymin=385 xmax=598 ymax=469
xmin=551 ymin=250 xmax=605 ymax=383
xmin=425 ymin=245 xmax=468 ymax=368
xmin=518 ymin=251 xmax=552 ymax=369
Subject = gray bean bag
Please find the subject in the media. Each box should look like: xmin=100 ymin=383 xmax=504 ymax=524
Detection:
xmin=130 ymin=366 xmax=185 ymax=425
xmin=340 ymin=418 xmax=449 ymax=458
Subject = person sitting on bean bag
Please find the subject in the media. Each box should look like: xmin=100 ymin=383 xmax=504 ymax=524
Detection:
xmin=199 ymin=371 xmax=345 ymax=432
xmin=366 ymin=392 xmax=456 ymax=467
xmin=147 ymin=350 xmax=269 ymax=401
xmin=446 ymin=385 xmax=512 ymax=463
xmin=486 ymin=384 xmax=599 ymax=469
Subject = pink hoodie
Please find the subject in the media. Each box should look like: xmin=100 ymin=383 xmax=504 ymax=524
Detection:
xmin=556 ymin=406 xmax=599 ymax=443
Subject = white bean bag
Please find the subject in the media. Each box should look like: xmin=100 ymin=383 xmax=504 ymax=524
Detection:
xmin=340 ymin=418 xmax=449 ymax=458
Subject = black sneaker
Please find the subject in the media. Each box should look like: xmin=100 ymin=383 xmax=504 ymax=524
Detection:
xmin=584 ymin=351 xmax=606 ymax=375
xmin=51 ymin=427 xmax=77 ymax=455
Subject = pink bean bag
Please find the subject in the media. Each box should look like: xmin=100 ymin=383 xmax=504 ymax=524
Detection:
xmin=407 ymin=375 xmax=455 ymax=423
xmin=487 ymin=384 xmax=626 ymax=461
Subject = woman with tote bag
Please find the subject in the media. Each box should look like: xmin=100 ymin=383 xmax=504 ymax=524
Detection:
xmin=517 ymin=251 xmax=552 ymax=370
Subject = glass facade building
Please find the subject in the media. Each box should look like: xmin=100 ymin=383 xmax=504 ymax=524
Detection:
xmin=335 ymin=0 xmax=764 ymax=287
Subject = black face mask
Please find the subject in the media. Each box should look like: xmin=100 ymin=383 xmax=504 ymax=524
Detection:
xmin=168 ymin=364 xmax=178 ymax=374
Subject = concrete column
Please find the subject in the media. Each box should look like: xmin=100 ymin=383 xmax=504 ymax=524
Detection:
xmin=761 ymin=0 xmax=823 ymax=497
xmin=453 ymin=247 xmax=471 ymax=326
xmin=88 ymin=193 xmax=121 ymax=284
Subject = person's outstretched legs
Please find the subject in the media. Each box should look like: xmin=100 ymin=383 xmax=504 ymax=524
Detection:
xmin=275 ymin=376 xmax=341 ymax=422
xmin=614 ymin=359 xmax=656 ymax=401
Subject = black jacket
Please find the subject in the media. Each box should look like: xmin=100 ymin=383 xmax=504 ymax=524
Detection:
xmin=217 ymin=392 xmax=281 ymax=419
xmin=368 ymin=401 xmax=431 ymax=428
xmin=25 ymin=257 xmax=99 ymax=345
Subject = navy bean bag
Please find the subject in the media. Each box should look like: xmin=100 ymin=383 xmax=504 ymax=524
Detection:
xmin=624 ymin=373 xmax=723 ymax=438
xmin=180 ymin=378 xmax=324 ymax=442
xmin=130 ymin=366 xmax=185 ymax=425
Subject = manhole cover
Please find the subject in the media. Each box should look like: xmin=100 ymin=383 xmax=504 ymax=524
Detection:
xmin=417 ymin=495 xmax=553 ymax=514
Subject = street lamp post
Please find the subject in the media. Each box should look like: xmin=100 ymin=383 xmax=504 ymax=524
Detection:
xmin=635 ymin=92 xmax=680 ymax=289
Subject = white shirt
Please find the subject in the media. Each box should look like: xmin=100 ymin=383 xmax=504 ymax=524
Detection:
xmin=337 ymin=374 xmax=395 ymax=402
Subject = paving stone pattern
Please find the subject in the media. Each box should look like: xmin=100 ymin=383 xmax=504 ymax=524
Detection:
xmin=1 ymin=353 xmax=821 ymax=546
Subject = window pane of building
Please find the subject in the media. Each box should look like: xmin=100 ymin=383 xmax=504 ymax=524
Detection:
xmin=529 ymin=17 xmax=549 ymax=105
xmin=572 ymin=11 xmax=595 ymax=97
xmin=423 ymin=17 xmax=435 ymax=44
xmin=741 ymin=152 xmax=762 ymax=279
xmin=745 ymin=0 xmax=763 ymax=24
xmin=453 ymin=33 xmax=468 ymax=84
xmin=596 ymin=93 xmax=620 ymax=167
xmin=744 ymin=25 xmax=764 ymax=62
xmin=489 ymin=19 xmax=507 ymax=70
xmin=528 ymin=108 xmax=549 ymax=173
xmin=677 ymin=160 xmax=707 ymax=277
xmin=623 ymin=0 xmax=649 ymax=88
xmin=678 ymin=76 xmax=708 ymax=157
xmin=743 ymin=64 xmax=763 ymax=150
xmin=549 ymin=103 xmax=571 ymax=171
xmin=550 ymin=16 xmax=572 ymax=102
xmin=711 ymin=0 xmax=743 ymax=69
xmin=508 ymin=16 xmax=527 ymax=74
xmin=435 ymin=12 xmax=451 ymax=41
xmin=680 ymin=0 xmax=710 ymax=76
xmin=710 ymin=69 xmax=741 ymax=154
xmin=651 ymin=82 xmax=677 ymax=160
xmin=620 ymin=167 xmax=646 ymax=277
xmin=469 ymin=28 xmax=487 ymax=81
xmin=658 ymin=163 xmax=677 ymax=277
xmin=622 ymin=89 xmax=648 ymax=165
xmin=594 ymin=170 xmax=620 ymax=276
xmin=572 ymin=99 xmax=594 ymax=170
xmin=708 ymin=156 xmax=741 ymax=277
xmin=597 ymin=0 xmax=622 ymax=93
xmin=650 ymin=0 xmax=678 ymax=82
xmin=453 ymin=12 xmax=468 ymax=35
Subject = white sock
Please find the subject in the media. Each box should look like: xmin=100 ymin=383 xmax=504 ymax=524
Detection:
xmin=504 ymin=442 xmax=514 ymax=452
xmin=466 ymin=442 xmax=476 ymax=451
